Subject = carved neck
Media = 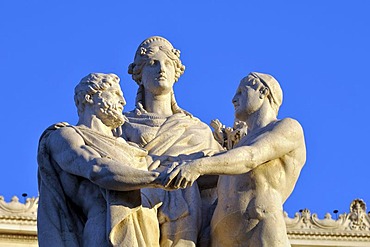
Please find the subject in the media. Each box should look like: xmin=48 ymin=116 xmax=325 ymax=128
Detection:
xmin=246 ymin=102 xmax=277 ymax=132
xmin=77 ymin=111 xmax=113 ymax=137
xmin=143 ymin=90 xmax=173 ymax=116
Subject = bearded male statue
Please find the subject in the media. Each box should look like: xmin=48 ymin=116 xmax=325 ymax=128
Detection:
xmin=37 ymin=73 xmax=163 ymax=247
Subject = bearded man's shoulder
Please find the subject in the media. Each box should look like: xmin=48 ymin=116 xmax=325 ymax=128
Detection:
xmin=40 ymin=122 xmax=80 ymax=146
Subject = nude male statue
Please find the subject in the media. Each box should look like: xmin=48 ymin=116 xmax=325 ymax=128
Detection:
xmin=37 ymin=73 xmax=162 ymax=247
xmin=164 ymin=72 xmax=306 ymax=247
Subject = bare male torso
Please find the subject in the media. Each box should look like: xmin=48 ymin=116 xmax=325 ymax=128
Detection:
xmin=211 ymin=120 xmax=306 ymax=247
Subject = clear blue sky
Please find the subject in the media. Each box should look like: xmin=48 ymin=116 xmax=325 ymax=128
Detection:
xmin=1 ymin=1 xmax=369 ymax=217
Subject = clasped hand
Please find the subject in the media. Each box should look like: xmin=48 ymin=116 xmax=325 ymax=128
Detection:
xmin=154 ymin=160 xmax=201 ymax=190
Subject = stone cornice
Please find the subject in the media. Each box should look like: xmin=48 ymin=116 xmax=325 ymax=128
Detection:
xmin=0 ymin=195 xmax=369 ymax=245
xmin=0 ymin=195 xmax=37 ymax=243
xmin=0 ymin=196 xmax=37 ymax=218
xmin=285 ymin=199 xmax=370 ymax=243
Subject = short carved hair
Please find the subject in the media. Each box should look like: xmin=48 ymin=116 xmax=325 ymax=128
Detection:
xmin=74 ymin=73 xmax=120 ymax=116
xmin=249 ymin=72 xmax=283 ymax=115
xmin=128 ymin=36 xmax=185 ymax=84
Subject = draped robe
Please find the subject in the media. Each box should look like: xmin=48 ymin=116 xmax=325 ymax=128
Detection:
xmin=37 ymin=122 xmax=160 ymax=247
xmin=122 ymin=111 xmax=223 ymax=246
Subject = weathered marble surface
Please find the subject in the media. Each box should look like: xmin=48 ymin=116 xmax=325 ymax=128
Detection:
xmin=37 ymin=73 xmax=163 ymax=247
xmin=123 ymin=36 xmax=223 ymax=247
xmin=4 ymin=195 xmax=370 ymax=247
xmin=165 ymin=72 xmax=306 ymax=247
xmin=37 ymin=37 xmax=307 ymax=247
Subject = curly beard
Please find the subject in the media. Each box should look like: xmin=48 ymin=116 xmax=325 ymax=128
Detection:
xmin=98 ymin=98 xmax=127 ymax=129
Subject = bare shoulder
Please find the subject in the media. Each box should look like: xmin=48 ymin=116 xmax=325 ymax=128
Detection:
xmin=275 ymin=118 xmax=304 ymax=136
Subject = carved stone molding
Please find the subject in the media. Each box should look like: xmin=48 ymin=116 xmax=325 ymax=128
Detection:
xmin=285 ymin=199 xmax=370 ymax=244
xmin=0 ymin=196 xmax=37 ymax=218
xmin=0 ymin=233 xmax=37 ymax=241
xmin=0 ymin=195 xmax=37 ymax=246
xmin=0 ymin=196 xmax=369 ymax=246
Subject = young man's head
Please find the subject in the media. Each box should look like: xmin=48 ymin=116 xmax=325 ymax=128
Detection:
xmin=232 ymin=72 xmax=283 ymax=121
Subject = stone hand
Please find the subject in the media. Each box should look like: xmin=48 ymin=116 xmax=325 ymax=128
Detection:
xmin=152 ymin=161 xmax=180 ymax=190
xmin=163 ymin=162 xmax=200 ymax=189
xmin=148 ymin=159 xmax=161 ymax=171
xmin=151 ymin=169 xmax=166 ymax=189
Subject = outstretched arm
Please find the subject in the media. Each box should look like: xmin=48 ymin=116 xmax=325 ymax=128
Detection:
xmin=165 ymin=118 xmax=304 ymax=188
xmin=48 ymin=127 xmax=162 ymax=191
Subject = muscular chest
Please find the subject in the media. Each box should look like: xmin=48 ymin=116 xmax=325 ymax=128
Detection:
xmin=219 ymin=159 xmax=286 ymax=195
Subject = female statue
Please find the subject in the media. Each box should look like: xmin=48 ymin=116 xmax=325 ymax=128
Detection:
xmin=122 ymin=36 xmax=223 ymax=247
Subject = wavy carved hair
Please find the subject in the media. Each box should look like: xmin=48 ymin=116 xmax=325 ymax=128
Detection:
xmin=128 ymin=36 xmax=186 ymax=114
xmin=74 ymin=73 xmax=120 ymax=116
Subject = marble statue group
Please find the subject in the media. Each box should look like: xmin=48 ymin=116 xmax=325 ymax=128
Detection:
xmin=37 ymin=36 xmax=306 ymax=247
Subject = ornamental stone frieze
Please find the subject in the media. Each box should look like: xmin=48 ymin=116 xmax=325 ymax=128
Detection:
xmin=0 ymin=196 xmax=369 ymax=246
xmin=285 ymin=199 xmax=370 ymax=246
xmin=0 ymin=196 xmax=37 ymax=247
xmin=0 ymin=196 xmax=38 ymax=218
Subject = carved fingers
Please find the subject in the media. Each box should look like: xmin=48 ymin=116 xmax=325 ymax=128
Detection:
xmin=163 ymin=162 xmax=200 ymax=190
xmin=148 ymin=159 xmax=161 ymax=170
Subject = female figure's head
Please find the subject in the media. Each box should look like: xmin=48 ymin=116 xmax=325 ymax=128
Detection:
xmin=128 ymin=36 xmax=187 ymax=114
xmin=129 ymin=36 xmax=185 ymax=84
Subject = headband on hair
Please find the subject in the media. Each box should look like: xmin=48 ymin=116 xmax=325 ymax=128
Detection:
xmin=136 ymin=36 xmax=181 ymax=59
xmin=249 ymin=72 xmax=283 ymax=111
